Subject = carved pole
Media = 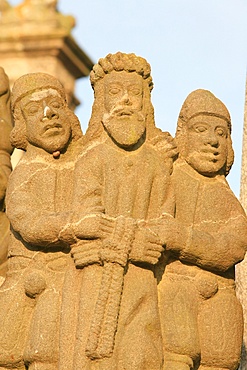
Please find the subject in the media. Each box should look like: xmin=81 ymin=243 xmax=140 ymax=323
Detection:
xmin=86 ymin=217 xmax=136 ymax=360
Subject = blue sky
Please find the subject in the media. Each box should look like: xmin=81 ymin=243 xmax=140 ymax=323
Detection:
xmin=9 ymin=0 xmax=247 ymax=195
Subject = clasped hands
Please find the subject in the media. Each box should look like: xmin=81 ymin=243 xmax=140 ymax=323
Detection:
xmin=70 ymin=213 xmax=186 ymax=268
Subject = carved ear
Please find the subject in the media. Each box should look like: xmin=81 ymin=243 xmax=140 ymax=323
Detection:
xmin=225 ymin=134 xmax=234 ymax=176
xmin=10 ymin=107 xmax=27 ymax=150
xmin=174 ymin=118 xmax=187 ymax=156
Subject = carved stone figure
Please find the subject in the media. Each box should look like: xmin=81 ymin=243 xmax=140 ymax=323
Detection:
xmin=59 ymin=52 xmax=176 ymax=370
xmin=0 ymin=67 xmax=13 ymax=280
xmin=1 ymin=59 xmax=245 ymax=370
xmin=153 ymin=89 xmax=247 ymax=370
xmin=0 ymin=72 xmax=82 ymax=370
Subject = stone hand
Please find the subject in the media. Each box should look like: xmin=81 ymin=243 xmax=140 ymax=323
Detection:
xmin=147 ymin=216 xmax=188 ymax=254
xmin=99 ymin=216 xmax=136 ymax=267
xmin=71 ymin=239 xmax=101 ymax=268
xmin=130 ymin=225 xmax=164 ymax=265
xmin=150 ymin=131 xmax=178 ymax=160
xmin=99 ymin=214 xmax=116 ymax=239
xmin=73 ymin=214 xmax=115 ymax=240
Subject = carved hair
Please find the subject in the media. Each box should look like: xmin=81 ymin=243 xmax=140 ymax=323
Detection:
xmin=90 ymin=52 xmax=153 ymax=92
xmin=85 ymin=52 xmax=159 ymax=143
xmin=10 ymin=72 xmax=82 ymax=150
xmin=176 ymin=89 xmax=234 ymax=175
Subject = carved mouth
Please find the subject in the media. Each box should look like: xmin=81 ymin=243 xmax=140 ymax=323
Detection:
xmin=44 ymin=122 xmax=62 ymax=132
xmin=200 ymin=151 xmax=220 ymax=163
xmin=201 ymin=148 xmax=220 ymax=156
xmin=118 ymin=111 xmax=132 ymax=117
xmin=112 ymin=107 xmax=134 ymax=117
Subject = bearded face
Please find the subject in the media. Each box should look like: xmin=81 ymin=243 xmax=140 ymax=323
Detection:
xmin=102 ymin=71 xmax=146 ymax=148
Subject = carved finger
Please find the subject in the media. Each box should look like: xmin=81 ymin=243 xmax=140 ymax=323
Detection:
xmin=146 ymin=249 xmax=162 ymax=258
xmin=163 ymin=147 xmax=178 ymax=158
xmin=101 ymin=215 xmax=115 ymax=224
xmin=73 ymin=251 xmax=100 ymax=267
xmin=144 ymin=256 xmax=159 ymax=265
xmin=72 ymin=249 xmax=98 ymax=258
xmin=145 ymin=233 xmax=161 ymax=244
xmin=147 ymin=243 xmax=164 ymax=253
xmin=100 ymin=224 xmax=115 ymax=234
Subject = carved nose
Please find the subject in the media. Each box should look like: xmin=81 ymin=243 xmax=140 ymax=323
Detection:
xmin=122 ymin=93 xmax=131 ymax=105
xmin=43 ymin=106 xmax=58 ymax=120
xmin=206 ymin=132 xmax=219 ymax=147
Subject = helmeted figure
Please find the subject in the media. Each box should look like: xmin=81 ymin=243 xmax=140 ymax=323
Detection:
xmin=154 ymin=90 xmax=247 ymax=370
xmin=0 ymin=72 xmax=82 ymax=370
xmin=0 ymin=67 xmax=13 ymax=280
xmin=59 ymin=52 xmax=176 ymax=370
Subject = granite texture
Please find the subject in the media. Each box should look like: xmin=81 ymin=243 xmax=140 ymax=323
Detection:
xmin=0 ymin=56 xmax=246 ymax=370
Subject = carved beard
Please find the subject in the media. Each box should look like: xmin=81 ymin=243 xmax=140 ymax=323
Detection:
xmin=102 ymin=105 xmax=146 ymax=148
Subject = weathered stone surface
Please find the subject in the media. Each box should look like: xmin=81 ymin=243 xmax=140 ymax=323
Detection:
xmin=0 ymin=0 xmax=75 ymax=36
xmin=0 ymin=0 xmax=93 ymax=170
xmin=1 ymin=55 xmax=246 ymax=370
xmin=59 ymin=52 xmax=177 ymax=369
xmin=154 ymin=89 xmax=247 ymax=370
xmin=0 ymin=67 xmax=13 ymax=281
xmin=0 ymin=0 xmax=93 ymax=111
xmin=0 ymin=72 xmax=82 ymax=369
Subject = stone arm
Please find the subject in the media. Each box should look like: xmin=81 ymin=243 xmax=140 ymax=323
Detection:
xmin=149 ymin=215 xmax=247 ymax=272
xmin=59 ymin=152 xmax=116 ymax=267
xmin=129 ymin=162 xmax=175 ymax=265
xmin=150 ymin=130 xmax=178 ymax=169
xmin=65 ymin=153 xmax=143 ymax=267
xmin=61 ymin=150 xmax=166 ymax=267
xmin=6 ymin=166 xmax=70 ymax=248
xmin=0 ymin=151 xmax=11 ymax=207
xmin=63 ymin=152 xmax=107 ymax=242
xmin=0 ymin=68 xmax=12 ymax=274
xmin=0 ymin=67 xmax=13 ymax=205
xmin=0 ymin=67 xmax=12 ymax=127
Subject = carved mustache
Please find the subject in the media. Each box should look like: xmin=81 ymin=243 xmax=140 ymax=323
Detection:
xmin=43 ymin=121 xmax=63 ymax=132
xmin=102 ymin=107 xmax=145 ymax=126
xmin=110 ymin=106 xmax=135 ymax=117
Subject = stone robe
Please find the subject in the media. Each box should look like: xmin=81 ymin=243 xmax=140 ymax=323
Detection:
xmin=64 ymin=139 xmax=173 ymax=370
xmin=159 ymin=159 xmax=247 ymax=369
xmin=0 ymin=149 xmax=76 ymax=370
xmin=0 ymin=149 xmax=12 ymax=279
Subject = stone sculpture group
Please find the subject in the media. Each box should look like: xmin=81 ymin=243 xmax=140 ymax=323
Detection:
xmin=0 ymin=52 xmax=246 ymax=370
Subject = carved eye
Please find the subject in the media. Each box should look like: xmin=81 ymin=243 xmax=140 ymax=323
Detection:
xmin=194 ymin=125 xmax=207 ymax=133
xmin=129 ymin=87 xmax=141 ymax=96
xmin=25 ymin=103 xmax=40 ymax=115
xmin=215 ymin=127 xmax=226 ymax=137
xmin=109 ymin=87 xmax=121 ymax=95
xmin=49 ymin=100 xmax=63 ymax=109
